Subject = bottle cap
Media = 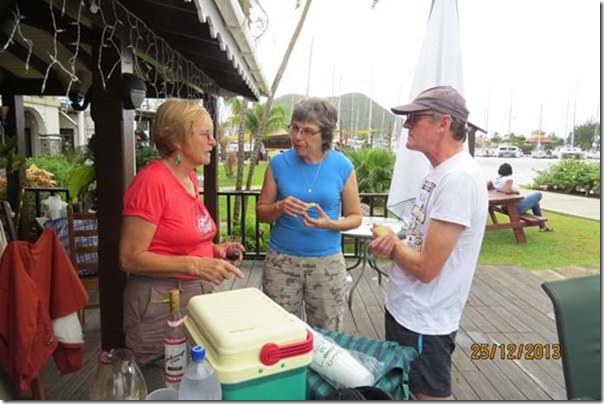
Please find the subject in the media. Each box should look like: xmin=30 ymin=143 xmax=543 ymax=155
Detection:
xmin=191 ymin=345 xmax=206 ymax=362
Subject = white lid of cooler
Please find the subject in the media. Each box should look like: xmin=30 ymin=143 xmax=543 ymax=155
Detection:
xmin=184 ymin=288 xmax=312 ymax=383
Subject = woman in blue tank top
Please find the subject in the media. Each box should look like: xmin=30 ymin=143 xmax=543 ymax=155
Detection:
xmin=256 ymin=97 xmax=362 ymax=332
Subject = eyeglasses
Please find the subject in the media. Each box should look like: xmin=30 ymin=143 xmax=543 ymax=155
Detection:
xmin=199 ymin=131 xmax=215 ymax=141
xmin=288 ymin=123 xmax=321 ymax=137
xmin=404 ymin=112 xmax=435 ymax=126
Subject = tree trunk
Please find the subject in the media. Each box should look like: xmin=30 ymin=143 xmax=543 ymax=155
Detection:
xmin=233 ymin=101 xmax=248 ymax=227
xmin=244 ymin=0 xmax=313 ymax=194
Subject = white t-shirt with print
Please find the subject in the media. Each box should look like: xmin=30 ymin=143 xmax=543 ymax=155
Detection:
xmin=385 ymin=152 xmax=488 ymax=335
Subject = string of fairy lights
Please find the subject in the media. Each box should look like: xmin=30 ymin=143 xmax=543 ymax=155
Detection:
xmin=0 ymin=0 xmax=219 ymax=101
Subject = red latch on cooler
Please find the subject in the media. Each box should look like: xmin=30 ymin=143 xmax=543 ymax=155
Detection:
xmin=259 ymin=330 xmax=314 ymax=366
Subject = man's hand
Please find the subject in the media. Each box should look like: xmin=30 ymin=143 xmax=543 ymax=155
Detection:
xmin=369 ymin=224 xmax=396 ymax=259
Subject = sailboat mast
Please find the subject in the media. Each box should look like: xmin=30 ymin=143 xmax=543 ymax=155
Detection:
xmin=368 ymin=69 xmax=373 ymax=147
xmin=305 ymin=37 xmax=313 ymax=96
xmin=538 ymin=104 xmax=543 ymax=148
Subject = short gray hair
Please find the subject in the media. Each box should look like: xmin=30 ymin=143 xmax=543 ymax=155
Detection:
xmin=432 ymin=112 xmax=468 ymax=142
xmin=291 ymin=97 xmax=338 ymax=151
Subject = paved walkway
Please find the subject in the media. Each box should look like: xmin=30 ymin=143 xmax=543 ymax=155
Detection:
xmin=221 ymin=186 xmax=600 ymax=221
xmin=518 ymin=189 xmax=600 ymax=221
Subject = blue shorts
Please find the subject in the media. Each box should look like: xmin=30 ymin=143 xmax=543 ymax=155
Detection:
xmin=385 ymin=309 xmax=457 ymax=398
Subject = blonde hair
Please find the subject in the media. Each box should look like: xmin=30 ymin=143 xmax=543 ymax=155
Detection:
xmin=152 ymin=99 xmax=211 ymax=156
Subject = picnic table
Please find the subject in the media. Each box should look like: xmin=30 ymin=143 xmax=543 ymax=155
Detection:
xmin=486 ymin=190 xmax=548 ymax=243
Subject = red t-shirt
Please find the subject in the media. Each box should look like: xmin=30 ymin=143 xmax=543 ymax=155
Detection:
xmin=122 ymin=161 xmax=217 ymax=277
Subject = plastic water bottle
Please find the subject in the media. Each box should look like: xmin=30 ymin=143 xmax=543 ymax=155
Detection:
xmin=178 ymin=345 xmax=222 ymax=400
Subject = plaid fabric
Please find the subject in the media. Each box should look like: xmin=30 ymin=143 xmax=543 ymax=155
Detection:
xmin=307 ymin=328 xmax=418 ymax=400
xmin=43 ymin=217 xmax=98 ymax=275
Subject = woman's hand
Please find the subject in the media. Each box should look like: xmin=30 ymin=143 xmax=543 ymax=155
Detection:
xmin=301 ymin=204 xmax=334 ymax=229
xmin=191 ymin=257 xmax=244 ymax=285
xmin=279 ymin=196 xmax=309 ymax=217
xmin=369 ymin=224 xmax=396 ymax=260
xmin=213 ymin=242 xmax=246 ymax=262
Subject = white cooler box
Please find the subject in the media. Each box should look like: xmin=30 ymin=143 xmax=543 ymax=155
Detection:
xmin=184 ymin=288 xmax=313 ymax=400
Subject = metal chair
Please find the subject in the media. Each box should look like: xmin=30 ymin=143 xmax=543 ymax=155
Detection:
xmin=541 ymin=275 xmax=601 ymax=400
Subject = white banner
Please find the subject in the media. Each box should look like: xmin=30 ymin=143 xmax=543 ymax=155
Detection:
xmin=387 ymin=0 xmax=465 ymax=222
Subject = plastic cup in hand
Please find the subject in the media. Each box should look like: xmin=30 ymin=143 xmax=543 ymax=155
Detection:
xmin=225 ymin=235 xmax=242 ymax=264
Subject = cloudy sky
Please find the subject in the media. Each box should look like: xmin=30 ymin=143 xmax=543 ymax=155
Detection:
xmin=252 ymin=0 xmax=600 ymax=138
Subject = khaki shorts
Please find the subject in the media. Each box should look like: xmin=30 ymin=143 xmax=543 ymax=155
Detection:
xmin=123 ymin=275 xmax=211 ymax=366
xmin=261 ymin=250 xmax=346 ymax=332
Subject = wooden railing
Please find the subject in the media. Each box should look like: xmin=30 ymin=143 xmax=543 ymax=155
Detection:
xmin=210 ymin=190 xmax=393 ymax=260
xmin=22 ymin=187 xmax=393 ymax=259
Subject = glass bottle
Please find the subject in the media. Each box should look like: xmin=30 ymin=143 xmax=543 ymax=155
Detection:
xmin=164 ymin=288 xmax=187 ymax=390
xmin=89 ymin=348 xmax=147 ymax=400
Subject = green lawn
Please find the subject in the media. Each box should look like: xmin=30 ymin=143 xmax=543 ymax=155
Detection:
xmin=211 ymin=161 xmax=600 ymax=271
xmin=217 ymin=161 xmax=268 ymax=188
xmin=478 ymin=211 xmax=600 ymax=270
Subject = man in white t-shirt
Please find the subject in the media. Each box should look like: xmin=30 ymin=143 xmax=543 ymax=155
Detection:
xmin=370 ymin=86 xmax=488 ymax=400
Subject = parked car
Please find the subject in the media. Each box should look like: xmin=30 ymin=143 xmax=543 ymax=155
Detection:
xmin=531 ymin=146 xmax=548 ymax=159
xmin=495 ymin=145 xmax=523 ymax=158
xmin=554 ymin=145 xmax=584 ymax=159
xmin=585 ymin=148 xmax=600 ymax=160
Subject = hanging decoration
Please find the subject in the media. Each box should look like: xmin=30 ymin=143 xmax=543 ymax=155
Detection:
xmin=0 ymin=0 xmax=218 ymax=100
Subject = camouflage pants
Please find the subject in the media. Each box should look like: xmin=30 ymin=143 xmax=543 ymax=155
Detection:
xmin=262 ymin=250 xmax=346 ymax=332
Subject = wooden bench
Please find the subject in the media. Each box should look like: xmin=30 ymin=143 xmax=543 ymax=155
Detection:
xmin=486 ymin=190 xmax=549 ymax=243
xmin=489 ymin=206 xmax=549 ymax=229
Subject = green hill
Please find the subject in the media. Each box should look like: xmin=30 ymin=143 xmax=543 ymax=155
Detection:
xmin=274 ymin=93 xmax=401 ymax=148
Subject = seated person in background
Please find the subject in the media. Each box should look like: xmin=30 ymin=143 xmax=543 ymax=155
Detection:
xmin=488 ymin=163 xmax=553 ymax=232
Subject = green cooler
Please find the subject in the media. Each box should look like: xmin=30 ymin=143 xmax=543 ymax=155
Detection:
xmin=184 ymin=288 xmax=313 ymax=400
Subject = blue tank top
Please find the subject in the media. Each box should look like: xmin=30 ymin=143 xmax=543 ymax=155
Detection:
xmin=269 ymin=149 xmax=354 ymax=257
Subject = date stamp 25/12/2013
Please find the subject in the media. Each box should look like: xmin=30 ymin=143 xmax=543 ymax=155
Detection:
xmin=470 ymin=343 xmax=561 ymax=360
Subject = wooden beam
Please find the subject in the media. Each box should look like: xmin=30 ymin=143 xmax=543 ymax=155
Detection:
xmin=202 ymin=94 xmax=219 ymax=242
xmin=14 ymin=1 xmax=95 ymax=69
xmin=1 ymin=95 xmax=25 ymax=209
xmin=469 ymin=129 xmax=476 ymax=157
xmin=0 ymin=74 xmax=65 ymax=95
xmin=90 ymin=37 xmax=134 ymax=350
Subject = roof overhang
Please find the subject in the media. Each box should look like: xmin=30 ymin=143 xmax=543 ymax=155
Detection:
xmin=197 ymin=0 xmax=270 ymax=100
xmin=0 ymin=0 xmax=269 ymax=101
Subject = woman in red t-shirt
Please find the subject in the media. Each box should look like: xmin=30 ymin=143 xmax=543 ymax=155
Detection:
xmin=119 ymin=99 xmax=244 ymax=366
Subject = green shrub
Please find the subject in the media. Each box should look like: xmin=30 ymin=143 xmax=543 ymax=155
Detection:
xmin=136 ymin=144 xmax=160 ymax=170
xmin=533 ymin=159 xmax=600 ymax=196
xmin=26 ymin=151 xmax=85 ymax=187
xmin=221 ymin=219 xmax=270 ymax=253
xmin=343 ymin=148 xmax=395 ymax=193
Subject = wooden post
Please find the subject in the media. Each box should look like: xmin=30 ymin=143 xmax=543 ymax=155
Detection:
xmin=1 ymin=95 xmax=26 ymax=207
xmin=91 ymin=39 xmax=135 ymax=349
xmin=468 ymin=128 xmax=476 ymax=157
xmin=203 ymin=94 xmax=219 ymax=242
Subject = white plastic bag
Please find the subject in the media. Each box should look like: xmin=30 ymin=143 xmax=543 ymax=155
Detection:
xmin=309 ymin=329 xmax=383 ymax=388
xmin=43 ymin=194 xmax=68 ymax=220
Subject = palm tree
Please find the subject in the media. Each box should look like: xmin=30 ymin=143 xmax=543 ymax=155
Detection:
xmin=244 ymin=0 xmax=313 ymax=194
xmin=224 ymin=99 xmax=287 ymax=226
xmin=245 ymin=103 xmax=288 ymax=140
xmin=224 ymin=97 xmax=249 ymax=226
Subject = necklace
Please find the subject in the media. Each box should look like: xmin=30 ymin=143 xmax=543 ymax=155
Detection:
xmin=299 ymin=152 xmax=327 ymax=193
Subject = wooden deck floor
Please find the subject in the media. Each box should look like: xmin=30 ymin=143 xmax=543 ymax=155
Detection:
xmin=25 ymin=260 xmax=592 ymax=400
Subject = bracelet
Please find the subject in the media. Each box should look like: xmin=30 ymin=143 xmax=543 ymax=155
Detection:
xmin=275 ymin=201 xmax=281 ymax=213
